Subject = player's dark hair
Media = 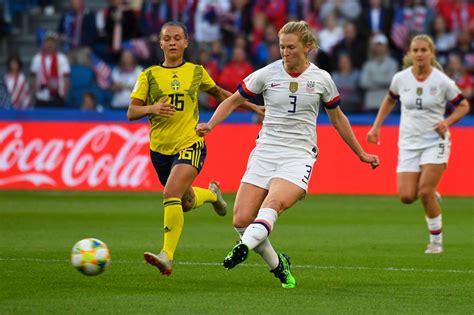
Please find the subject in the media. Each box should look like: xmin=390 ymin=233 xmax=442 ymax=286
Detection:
xmin=159 ymin=21 xmax=189 ymax=40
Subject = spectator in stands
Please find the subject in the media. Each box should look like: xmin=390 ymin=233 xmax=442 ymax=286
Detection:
xmin=254 ymin=23 xmax=279 ymax=68
xmin=30 ymin=32 xmax=71 ymax=107
xmin=220 ymin=0 xmax=254 ymax=49
xmin=57 ymin=0 xmax=98 ymax=66
xmin=303 ymin=0 xmax=325 ymax=32
xmin=210 ymin=40 xmax=226 ymax=70
xmin=360 ymin=33 xmax=398 ymax=112
xmin=332 ymin=52 xmax=361 ymax=113
xmin=390 ymin=0 xmax=434 ymax=51
xmin=138 ymin=0 xmax=167 ymax=66
xmin=3 ymin=55 xmax=31 ymax=109
xmin=320 ymin=0 xmax=362 ymax=23
xmin=194 ymin=0 xmax=231 ymax=45
xmin=253 ymin=0 xmax=287 ymax=31
xmin=110 ymin=49 xmax=142 ymax=108
xmin=80 ymin=91 xmax=99 ymax=111
xmin=431 ymin=15 xmax=457 ymax=53
xmin=449 ymin=28 xmax=474 ymax=75
xmin=318 ymin=11 xmax=344 ymax=55
xmin=431 ymin=15 xmax=457 ymax=68
xmin=250 ymin=12 xmax=267 ymax=56
xmin=331 ymin=20 xmax=368 ymax=71
xmin=357 ymin=0 xmax=393 ymax=39
xmin=436 ymin=0 xmax=474 ymax=33
xmin=404 ymin=0 xmax=435 ymax=34
xmin=105 ymin=0 xmax=141 ymax=59
xmin=218 ymin=46 xmax=254 ymax=95
xmin=445 ymin=53 xmax=473 ymax=103
xmin=198 ymin=48 xmax=220 ymax=110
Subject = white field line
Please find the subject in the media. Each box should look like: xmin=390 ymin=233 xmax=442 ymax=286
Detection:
xmin=0 ymin=257 xmax=473 ymax=274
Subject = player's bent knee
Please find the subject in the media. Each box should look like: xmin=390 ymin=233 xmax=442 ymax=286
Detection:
xmin=233 ymin=216 xmax=253 ymax=229
xmin=417 ymin=189 xmax=433 ymax=201
xmin=263 ymin=199 xmax=286 ymax=212
xmin=400 ymin=195 xmax=417 ymax=204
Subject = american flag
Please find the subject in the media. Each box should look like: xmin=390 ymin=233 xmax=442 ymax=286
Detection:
xmin=91 ymin=53 xmax=111 ymax=89
xmin=121 ymin=39 xmax=150 ymax=59
xmin=391 ymin=7 xmax=409 ymax=50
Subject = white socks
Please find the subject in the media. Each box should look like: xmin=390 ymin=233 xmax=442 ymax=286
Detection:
xmin=425 ymin=214 xmax=442 ymax=244
xmin=234 ymin=208 xmax=280 ymax=270
xmin=241 ymin=208 xmax=278 ymax=250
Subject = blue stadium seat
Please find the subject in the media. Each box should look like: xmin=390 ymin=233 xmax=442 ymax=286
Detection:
xmin=67 ymin=64 xmax=95 ymax=108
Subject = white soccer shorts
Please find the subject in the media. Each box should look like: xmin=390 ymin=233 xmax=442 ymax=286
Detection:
xmin=241 ymin=148 xmax=317 ymax=191
xmin=397 ymin=140 xmax=451 ymax=173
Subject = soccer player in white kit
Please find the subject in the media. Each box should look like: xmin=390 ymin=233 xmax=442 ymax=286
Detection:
xmin=367 ymin=34 xmax=470 ymax=254
xmin=196 ymin=21 xmax=380 ymax=288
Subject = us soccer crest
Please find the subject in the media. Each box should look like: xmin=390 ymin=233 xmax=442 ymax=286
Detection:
xmin=306 ymin=81 xmax=315 ymax=93
xmin=171 ymin=79 xmax=180 ymax=92
xmin=430 ymin=86 xmax=438 ymax=95
xmin=289 ymin=82 xmax=298 ymax=93
xmin=416 ymin=87 xmax=423 ymax=96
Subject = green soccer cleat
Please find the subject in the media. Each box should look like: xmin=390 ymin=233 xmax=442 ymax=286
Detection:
xmin=223 ymin=243 xmax=249 ymax=269
xmin=270 ymin=253 xmax=296 ymax=289
xmin=209 ymin=181 xmax=227 ymax=216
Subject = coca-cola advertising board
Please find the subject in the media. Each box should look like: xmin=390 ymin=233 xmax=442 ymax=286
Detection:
xmin=0 ymin=122 xmax=473 ymax=195
xmin=0 ymin=122 xmax=152 ymax=190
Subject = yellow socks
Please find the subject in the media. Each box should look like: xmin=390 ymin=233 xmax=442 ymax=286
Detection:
xmin=192 ymin=187 xmax=217 ymax=209
xmin=162 ymin=197 xmax=184 ymax=261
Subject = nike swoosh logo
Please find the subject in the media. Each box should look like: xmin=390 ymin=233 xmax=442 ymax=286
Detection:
xmin=271 ymin=83 xmax=280 ymax=87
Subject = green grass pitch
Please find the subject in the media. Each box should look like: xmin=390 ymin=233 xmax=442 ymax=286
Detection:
xmin=0 ymin=191 xmax=473 ymax=313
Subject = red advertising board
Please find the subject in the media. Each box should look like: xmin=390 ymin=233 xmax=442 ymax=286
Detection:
xmin=0 ymin=122 xmax=473 ymax=195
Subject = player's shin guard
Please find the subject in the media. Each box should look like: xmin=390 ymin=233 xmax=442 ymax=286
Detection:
xmin=241 ymin=208 xmax=278 ymax=250
xmin=191 ymin=187 xmax=217 ymax=209
xmin=162 ymin=197 xmax=184 ymax=260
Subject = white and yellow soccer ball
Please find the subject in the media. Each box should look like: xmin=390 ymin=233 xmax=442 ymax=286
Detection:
xmin=71 ymin=238 xmax=111 ymax=276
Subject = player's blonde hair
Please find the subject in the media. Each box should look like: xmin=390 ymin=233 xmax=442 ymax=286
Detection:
xmin=402 ymin=34 xmax=443 ymax=70
xmin=278 ymin=21 xmax=318 ymax=53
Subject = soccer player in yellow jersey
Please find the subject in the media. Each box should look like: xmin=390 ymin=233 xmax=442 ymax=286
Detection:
xmin=127 ymin=21 xmax=262 ymax=276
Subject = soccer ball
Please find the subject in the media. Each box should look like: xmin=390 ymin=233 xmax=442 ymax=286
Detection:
xmin=71 ymin=238 xmax=111 ymax=276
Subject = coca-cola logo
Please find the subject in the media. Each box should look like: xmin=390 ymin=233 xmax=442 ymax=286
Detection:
xmin=0 ymin=123 xmax=150 ymax=188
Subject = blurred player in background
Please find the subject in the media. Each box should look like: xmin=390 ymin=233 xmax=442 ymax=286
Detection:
xmin=127 ymin=21 xmax=263 ymax=276
xmin=367 ymin=34 xmax=470 ymax=254
xmin=196 ymin=20 xmax=379 ymax=289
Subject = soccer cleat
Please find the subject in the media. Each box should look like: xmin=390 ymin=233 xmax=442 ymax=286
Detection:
xmin=424 ymin=242 xmax=443 ymax=254
xmin=270 ymin=253 xmax=296 ymax=289
xmin=209 ymin=181 xmax=227 ymax=216
xmin=144 ymin=251 xmax=173 ymax=276
xmin=435 ymin=192 xmax=442 ymax=204
xmin=223 ymin=243 xmax=249 ymax=269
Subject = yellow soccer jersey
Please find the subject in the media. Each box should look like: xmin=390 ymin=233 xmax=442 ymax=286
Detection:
xmin=130 ymin=62 xmax=216 ymax=154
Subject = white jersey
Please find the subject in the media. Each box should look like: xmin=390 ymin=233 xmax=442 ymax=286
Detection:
xmin=239 ymin=60 xmax=340 ymax=157
xmin=389 ymin=67 xmax=464 ymax=150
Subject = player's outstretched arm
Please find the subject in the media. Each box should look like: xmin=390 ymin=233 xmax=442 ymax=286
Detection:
xmin=367 ymin=95 xmax=397 ymax=144
xmin=196 ymin=91 xmax=247 ymax=137
xmin=326 ymin=106 xmax=380 ymax=169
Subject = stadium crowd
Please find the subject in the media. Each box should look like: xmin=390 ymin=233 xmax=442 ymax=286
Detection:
xmin=0 ymin=0 xmax=473 ymax=113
